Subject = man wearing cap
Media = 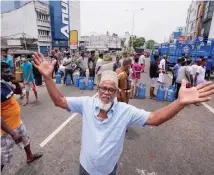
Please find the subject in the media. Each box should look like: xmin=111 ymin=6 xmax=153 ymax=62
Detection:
xmin=32 ymin=52 xmax=214 ymax=175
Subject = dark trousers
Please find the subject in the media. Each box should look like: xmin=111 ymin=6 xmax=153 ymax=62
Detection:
xmin=35 ymin=75 xmax=42 ymax=86
xmin=176 ymin=83 xmax=181 ymax=99
xmin=80 ymin=70 xmax=86 ymax=77
xmin=205 ymin=70 xmax=211 ymax=81
xmin=89 ymin=69 xmax=95 ymax=81
xmin=64 ymin=69 xmax=74 ymax=84
xmin=79 ymin=164 xmax=118 ymax=175
xmin=171 ymin=75 xmax=176 ymax=85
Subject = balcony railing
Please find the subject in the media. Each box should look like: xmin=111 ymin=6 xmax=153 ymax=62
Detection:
xmin=37 ymin=19 xmax=51 ymax=27
xmin=38 ymin=36 xmax=51 ymax=42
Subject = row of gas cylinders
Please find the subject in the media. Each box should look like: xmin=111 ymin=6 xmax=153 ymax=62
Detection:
xmin=56 ymin=73 xmax=176 ymax=101
xmin=56 ymin=73 xmax=94 ymax=90
xmin=137 ymin=83 xmax=176 ymax=102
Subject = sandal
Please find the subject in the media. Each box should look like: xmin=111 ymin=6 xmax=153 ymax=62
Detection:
xmin=27 ymin=152 xmax=43 ymax=164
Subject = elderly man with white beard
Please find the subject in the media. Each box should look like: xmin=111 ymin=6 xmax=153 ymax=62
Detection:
xmin=32 ymin=52 xmax=214 ymax=175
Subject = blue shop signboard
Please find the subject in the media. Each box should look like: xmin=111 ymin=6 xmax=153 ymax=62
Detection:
xmin=49 ymin=0 xmax=69 ymax=47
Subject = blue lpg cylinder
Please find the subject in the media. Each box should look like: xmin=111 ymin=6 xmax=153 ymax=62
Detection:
xmin=55 ymin=72 xmax=61 ymax=84
xmin=88 ymin=77 xmax=94 ymax=90
xmin=74 ymin=75 xmax=80 ymax=87
xmin=66 ymin=74 xmax=71 ymax=85
xmin=156 ymin=85 xmax=165 ymax=101
xmin=166 ymin=86 xmax=176 ymax=102
xmin=138 ymin=84 xmax=146 ymax=99
xmin=79 ymin=77 xmax=86 ymax=90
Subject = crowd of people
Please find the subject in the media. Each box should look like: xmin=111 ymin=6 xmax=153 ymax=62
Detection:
xmin=1 ymin=47 xmax=214 ymax=174
xmin=149 ymin=53 xmax=213 ymax=102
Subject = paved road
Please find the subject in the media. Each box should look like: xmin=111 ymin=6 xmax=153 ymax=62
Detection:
xmin=2 ymin=57 xmax=214 ymax=175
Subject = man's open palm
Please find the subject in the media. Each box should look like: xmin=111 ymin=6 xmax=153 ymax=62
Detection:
xmin=178 ymin=80 xmax=214 ymax=105
xmin=32 ymin=52 xmax=57 ymax=79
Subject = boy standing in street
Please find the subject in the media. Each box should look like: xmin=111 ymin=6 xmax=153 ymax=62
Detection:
xmin=21 ymin=57 xmax=38 ymax=106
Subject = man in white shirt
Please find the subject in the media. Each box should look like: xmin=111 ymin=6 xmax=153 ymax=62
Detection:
xmin=158 ymin=55 xmax=167 ymax=84
xmin=63 ymin=55 xmax=73 ymax=85
xmin=139 ymin=53 xmax=145 ymax=72
xmin=185 ymin=57 xmax=194 ymax=87
xmin=195 ymin=58 xmax=207 ymax=86
xmin=96 ymin=53 xmax=103 ymax=86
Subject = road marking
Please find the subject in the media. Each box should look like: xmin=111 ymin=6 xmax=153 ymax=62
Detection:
xmin=40 ymin=113 xmax=77 ymax=147
xmin=136 ymin=168 xmax=157 ymax=175
xmin=168 ymin=74 xmax=214 ymax=114
xmin=201 ymin=102 xmax=214 ymax=114
xmin=40 ymin=93 xmax=98 ymax=148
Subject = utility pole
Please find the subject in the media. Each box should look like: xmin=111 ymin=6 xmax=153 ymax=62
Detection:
xmin=125 ymin=8 xmax=144 ymax=51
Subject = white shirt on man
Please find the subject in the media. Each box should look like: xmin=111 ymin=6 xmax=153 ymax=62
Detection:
xmin=96 ymin=58 xmax=103 ymax=75
xmin=196 ymin=66 xmax=206 ymax=84
xmin=191 ymin=64 xmax=198 ymax=77
xmin=63 ymin=57 xmax=72 ymax=69
xmin=139 ymin=55 xmax=145 ymax=65
xmin=159 ymin=59 xmax=166 ymax=71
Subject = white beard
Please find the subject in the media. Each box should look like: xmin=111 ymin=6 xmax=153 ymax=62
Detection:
xmin=98 ymin=99 xmax=113 ymax=112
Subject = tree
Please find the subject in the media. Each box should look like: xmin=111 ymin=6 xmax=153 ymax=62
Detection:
xmin=146 ymin=40 xmax=156 ymax=49
xmin=129 ymin=36 xmax=145 ymax=48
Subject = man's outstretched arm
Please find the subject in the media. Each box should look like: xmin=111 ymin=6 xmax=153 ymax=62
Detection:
xmin=32 ymin=52 xmax=68 ymax=109
xmin=43 ymin=77 xmax=68 ymax=109
xmin=146 ymin=80 xmax=214 ymax=126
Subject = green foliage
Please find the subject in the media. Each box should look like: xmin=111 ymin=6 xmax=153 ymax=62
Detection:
xmin=129 ymin=36 xmax=145 ymax=48
xmin=103 ymin=54 xmax=112 ymax=61
xmin=123 ymin=49 xmax=133 ymax=57
xmin=146 ymin=40 xmax=156 ymax=49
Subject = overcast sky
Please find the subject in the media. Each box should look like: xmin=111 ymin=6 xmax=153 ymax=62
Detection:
xmin=80 ymin=0 xmax=192 ymax=42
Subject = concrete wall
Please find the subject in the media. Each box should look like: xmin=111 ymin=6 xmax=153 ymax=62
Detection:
xmin=1 ymin=1 xmax=38 ymax=39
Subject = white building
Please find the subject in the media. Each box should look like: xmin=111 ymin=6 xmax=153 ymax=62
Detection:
xmin=185 ymin=1 xmax=201 ymax=40
xmin=1 ymin=1 xmax=51 ymax=53
xmin=209 ymin=11 xmax=214 ymax=38
xmin=81 ymin=33 xmax=121 ymax=51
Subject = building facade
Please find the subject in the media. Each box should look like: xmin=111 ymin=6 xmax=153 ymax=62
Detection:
xmin=1 ymin=0 xmax=81 ymax=53
xmin=185 ymin=0 xmax=214 ymax=40
xmin=1 ymin=1 xmax=51 ymax=53
xmin=185 ymin=1 xmax=200 ymax=40
xmin=81 ymin=34 xmax=121 ymax=51
xmin=201 ymin=1 xmax=214 ymax=39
